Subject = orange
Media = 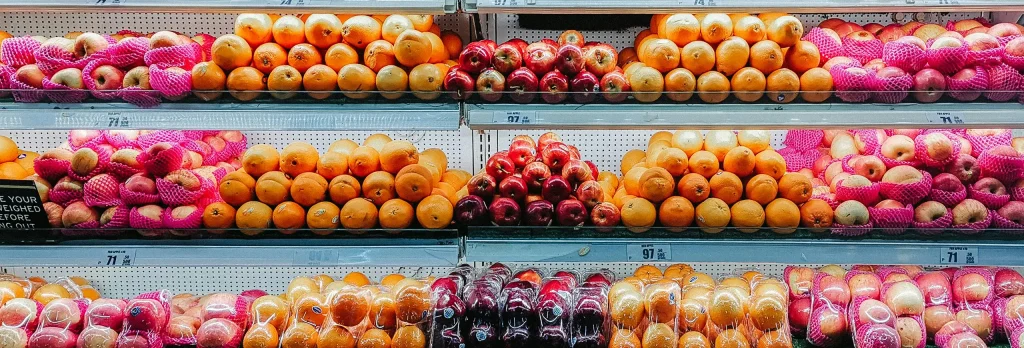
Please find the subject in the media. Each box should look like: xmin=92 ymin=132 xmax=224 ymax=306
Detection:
xmin=623 ymin=166 xmax=647 ymax=196
xmin=701 ymin=14 xmax=734 ymax=44
xmin=211 ymin=34 xmax=253 ymax=71
xmin=362 ymin=171 xmax=396 ymax=206
xmin=664 ymin=68 xmax=696 ymax=102
xmin=709 ymin=171 xmax=743 ymax=205
xmin=715 ymin=36 xmax=749 ymax=77
xmin=688 ymin=151 xmax=720 ymax=179
xmin=379 ymin=140 xmax=419 ymax=174
xmin=734 ymin=16 xmax=767 ymax=44
xmin=235 ymin=14 xmax=273 ymax=47
xmin=723 ymin=146 xmax=756 ymax=177
xmin=766 ymin=68 xmax=800 ymax=103
xmin=337 ymin=64 xmax=377 ymax=99
xmin=267 ymin=65 xmax=303 ymax=100
xmin=253 ymin=43 xmax=287 ymax=74
xmin=392 ymin=326 xmax=425 ymax=348
xmin=364 ymin=40 xmax=397 ymax=72
xmin=745 ymin=174 xmax=779 ymax=206
xmin=643 ymin=322 xmax=678 ymax=348
xmin=375 ymin=65 xmax=408 ymax=100
xmin=329 ymin=286 xmax=370 ymax=326
xmin=695 ymin=197 xmax=731 ymax=233
xmin=280 ymin=322 xmax=318 ymax=348
xmin=715 ymin=329 xmax=751 ymax=348
xmin=620 ymin=197 xmax=657 ymax=232
xmin=629 ymin=66 xmax=665 ymax=103
xmin=609 ymin=329 xmax=641 ymax=348
xmin=778 ymin=172 xmax=812 ymax=204
xmin=291 ymin=172 xmax=328 ymax=207
xmin=329 ymin=139 xmax=359 ymax=155
xmin=680 ymin=331 xmax=712 ymax=348
xmin=641 ymin=38 xmax=680 ymax=73
xmin=381 ymin=15 xmax=414 ymax=43
xmin=379 ymin=199 xmax=414 ymax=229
xmin=407 ymin=15 xmax=433 ymax=32
xmin=638 ymin=167 xmax=675 ymax=203
xmin=662 ymin=14 xmax=701 ymax=46
xmin=441 ymin=169 xmax=471 ymax=188
xmin=202 ymin=202 xmax=236 ymax=229
xmin=0 ymin=162 xmax=28 ymax=179
xmin=633 ymin=29 xmax=653 ymax=50
xmin=440 ymin=31 xmax=463 ymax=59
xmin=800 ymin=67 xmax=833 ymax=103
xmin=306 ymin=201 xmax=340 ymax=234
xmin=621 ymin=149 xmax=647 ymax=176
xmin=303 ymin=64 xmax=338 ymax=100
xmin=317 ymin=326 xmax=356 ymax=348
xmin=398 ymin=165 xmax=434 ymax=185
xmin=324 ymin=43 xmax=360 ymax=71
xmin=757 ymin=329 xmax=791 ymax=348
xmin=731 ymin=67 xmax=766 ymax=102
xmin=785 ymin=40 xmax=820 ymax=74
xmin=287 ymin=43 xmax=322 ymax=74
xmin=340 ymin=198 xmax=378 ymax=229
xmin=279 ymin=142 xmax=319 ymax=177
xmin=395 ymin=170 xmax=432 ymax=203
xmin=659 ymin=196 xmax=695 ymax=229
xmin=696 ymin=71 xmax=731 ymax=103
xmin=272 ymin=201 xmax=306 ymax=233
xmin=749 ymin=40 xmax=784 ymax=74
xmin=244 ymin=324 xmax=280 ymax=348
xmin=765 ymin=198 xmax=800 ymax=233
xmin=243 ymin=145 xmax=280 ymax=178
xmin=304 ymin=14 xmax=343 ymax=49
xmin=358 ymin=329 xmax=392 ymax=348
xmin=416 ymin=194 xmax=453 ymax=229
xmin=394 ymin=30 xmax=432 ymax=67
xmin=731 ymin=199 xmax=765 ymax=233
xmin=767 ymin=16 xmax=803 ymax=47
xmin=425 ymin=33 xmax=447 ymax=63
xmin=191 ymin=62 xmax=226 ymax=101
xmin=753 ymin=150 xmax=787 ymax=180
xmin=655 ymin=147 xmax=689 ymax=176
xmin=348 ymin=146 xmax=380 ymax=177
xmin=343 ymin=272 xmax=371 ymax=286
xmin=272 ymin=15 xmax=305 ymax=49
xmin=226 ymin=67 xmax=265 ymax=102
xmin=800 ymin=199 xmax=834 ymax=232
xmin=681 ymin=41 xmax=716 ymax=76
xmin=380 ymin=274 xmax=405 ymax=287
xmin=409 ymin=63 xmax=443 ymax=100
xmin=317 ymin=152 xmax=349 ymax=180
xmin=678 ymin=173 xmax=711 ymax=203
xmin=419 ymin=148 xmax=447 ymax=177
xmin=256 ymin=171 xmax=293 ymax=206
xmin=236 ymin=201 xmax=273 ymax=235
xmin=393 ymin=279 xmax=431 ymax=323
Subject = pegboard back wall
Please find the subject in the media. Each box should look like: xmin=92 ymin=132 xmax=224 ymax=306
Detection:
xmin=491 ymin=12 xmax=987 ymax=50
xmin=0 ymin=128 xmax=475 ymax=171
xmin=0 ymin=13 xmax=472 ymax=42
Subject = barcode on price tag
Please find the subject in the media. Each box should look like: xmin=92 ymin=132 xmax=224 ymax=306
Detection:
xmin=626 ymin=244 xmax=672 ymax=261
xmin=97 ymin=249 xmax=137 ymax=266
xmin=925 ymin=111 xmax=966 ymax=125
xmin=493 ymin=111 xmax=536 ymax=125
xmin=940 ymin=246 xmax=979 ymax=265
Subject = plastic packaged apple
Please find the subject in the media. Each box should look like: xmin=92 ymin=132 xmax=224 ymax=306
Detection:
xmin=536 ymin=272 xmax=576 ymax=348
xmin=500 ymin=273 xmax=540 ymax=348
xmin=570 ymin=272 xmax=612 ymax=348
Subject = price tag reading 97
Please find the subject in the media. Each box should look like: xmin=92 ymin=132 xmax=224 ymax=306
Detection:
xmin=493 ymin=111 xmax=535 ymax=125
xmin=627 ymin=244 xmax=672 ymax=261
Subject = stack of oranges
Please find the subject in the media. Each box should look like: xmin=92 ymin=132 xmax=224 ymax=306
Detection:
xmin=605 ymin=130 xmax=834 ymax=233
xmin=203 ymin=134 xmax=471 ymax=233
xmin=198 ymin=13 xmax=462 ymax=101
xmin=622 ymin=13 xmax=834 ymax=103
xmin=0 ymin=136 xmax=37 ymax=180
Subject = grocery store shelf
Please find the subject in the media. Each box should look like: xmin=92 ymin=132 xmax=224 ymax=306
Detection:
xmin=0 ymin=0 xmax=456 ymax=14
xmin=465 ymin=0 xmax=1024 ymax=13
xmin=467 ymin=102 xmax=1024 ymax=130
xmin=0 ymin=231 xmax=461 ymax=267
xmin=464 ymin=227 xmax=1024 ymax=266
xmin=0 ymin=102 xmax=461 ymax=131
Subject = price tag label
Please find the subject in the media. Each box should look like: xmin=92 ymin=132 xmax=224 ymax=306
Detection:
xmin=295 ymin=249 xmax=340 ymax=266
xmin=940 ymin=246 xmax=978 ymax=265
xmin=270 ymin=0 xmax=331 ymax=6
xmin=91 ymin=0 xmax=127 ymax=4
xmin=685 ymin=0 xmax=717 ymax=5
xmin=97 ymin=249 xmax=137 ymax=266
xmin=490 ymin=0 xmax=533 ymax=6
xmin=925 ymin=111 xmax=966 ymax=125
xmin=101 ymin=112 xmax=131 ymax=129
xmin=627 ymin=244 xmax=672 ymax=261
xmin=493 ymin=111 xmax=536 ymax=125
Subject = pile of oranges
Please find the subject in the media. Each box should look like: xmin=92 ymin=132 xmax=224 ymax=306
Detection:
xmin=199 ymin=13 xmax=462 ymax=101
xmin=203 ymin=134 xmax=471 ymax=233
xmin=605 ymin=130 xmax=834 ymax=232
xmin=622 ymin=13 xmax=834 ymax=103
xmin=0 ymin=136 xmax=37 ymax=180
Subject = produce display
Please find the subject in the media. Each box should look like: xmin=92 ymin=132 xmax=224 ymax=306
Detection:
xmin=0 ymin=135 xmax=38 ymax=180
xmin=2 ymin=264 xmax=1023 ymax=348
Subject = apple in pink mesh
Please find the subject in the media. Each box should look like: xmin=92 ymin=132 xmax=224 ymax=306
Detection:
xmin=788 ymin=298 xmax=811 ymax=330
xmin=200 ymin=293 xmax=239 ymax=322
xmin=40 ymin=298 xmax=83 ymax=330
xmin=817 ymin=274 xmax=852 ymax=307
xmin=953 ymin=271 xmax=992 ymax=304
xmin=164 ymin=169 xmax=203 ymax=191
xmin=923 ymin=305 xmax=956 ymax=337
xmin=912 ymin=68 xmax=946 ymax=103
xmin=85 ymin=298 xmax=126 ymax=329
xmin=955 ymin=308 xmax=992 ymax=340
xmin=848 ymin=272 xmax=882 ymax=300
xmin=0 ymin=298 xmax=40 ymax=328
xmin=89 ymin=65 xmax=125 ymax=91
xmin=972 ymin=177 xmax=1006 ymax=195
xmin=916 ymin=271 xmax=952 ymax=306
xmin=77 ymin=326 xmax=118 ymax=348
xmin=921 ymin=132 xmax=956 ymax=164
xmin=51 ymin=68 xmax=85 ymax=89
xmin=947 ymin=154 xmax=980 ymax=183
xmin=932 ymin=173 xmax=964 ymax=193
xmin=16 ymin=64 xmax=46 ymax=89
xmin=930 ymin=36 xmax=965 ymax=50
xmin=965 ymin=33 xmax=1001 ymax=52
xmin=61 ymin=201 xmax=98 ymax=228
xmin=851 ymin=156 xmax=886 ymax=182
xmin=44 ymin=202 xmax=63 ymax=228
xmin=880 ymin=135 xmax=916 ymax=162
xmin=28 ymin=327 xmax=76 ymax=348
xmin=115 ymin=332 xmax=151 ymax=348
xmin=0 ymin=327 xmax=27 ymax=348
xmin=881 ymin=165 xmax=923 ymax=185
xmin=994 ymin=268 xmax=1024 ymax=297
xmin=988 ymin=23 xmax=1023 ymax=38
xmin=853 ymin=299 xmax=895 ymax=327
xmin=883 ymin=281 xmax=925 ymax=316
xmin=124 ymin=175 xmax=157 ymax=195
xmin=73 ymin=33 xmax=111 ymax=58
xmin=895 ymin=317 xmax=925 ymax=348
xmin=124 ymin=299 xmax=166 ymax=331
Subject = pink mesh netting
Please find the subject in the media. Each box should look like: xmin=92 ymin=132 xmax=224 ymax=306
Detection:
xmin=954 ymin=268 xmax=996 ymax=310
xmin=855 ymin=130 xmax=883 ymax=155
xmin=119 ymin=181 xmax=162 ymax=206
xmin=870 ymin=69 xmax=913 ymax=103
xmin=33 ymin=158 xmax=70 ymax=182
xmin=783 ymin=129 xmax=824 ymax=151
xmin=931 ymin=186 xmax=968 ymax=208
xmin=836 ymin=181 xmax=881 ymax=206
xmin=83 ymin=174 xmax=122 ymax=208
xmin=107 ymin=37 xmax=148 ymax=69
xmin=965 ymin=129 xmax=1013 ymax=158
xmin=842 ymin=37 xmax=883 ymax=65
xmin=193 ymin=33 xmax=215 ymax=62
xmin=129 ymin=206 xmax=165 ymax=230
xmin=926 ymin=42 xmax=969 ymax=75
xmin=156 ymin=172 xmax=209 ymax=207
xmin=831 ymin=63 xmax=873 ymax=103
xmin=8 ymin=69 xmax=46 ymax=103
xmin=0 ymin=65 xmax=13 ymax=98
xmin=149 ymin=65 xmax=192 ymax=100
xmin=118 ymin=86 xmax=161 ymax=108
xmin=107 ymin=162 xmax=143 ymax=181
xmin=99 ymin=205 xmax=131 ymax=230
xmin=813 ymin=192 xmax=840 ymax=210
xmin=807 ymin=303 xmax=846 ymax=347
xmin=947 ymin=66 xmax=989 ymax=102
xmin=854 ymin=323 xmax=900 ymax=348
xmin=804 ymin=28 xmax=845 ymax=63
xmin=117 ymin=330 xmax=163 ymax=348
xmin=968 ymin=186 xmax=1011 ymax=210
xmin=1013 ymin=185 xmax=1024 ymax=201
xmin=143 ymin=43 xmax=202 ymax=70
xmin=882 ymin=40 xmax=926 ymax=73
xmin=782 ymin=148 xmax=818 ymax=172
xmin=161 ymin=205 xmax=203 ymax=229
xmin=977 ymin=148 xmax=1024 ymax=185
xmin=136 ymin=143 xmax=185 ymax=177
xmin=1 ymin=37 xmax=39 ymax=67
xmin=33 ymin=44 xmax=86 ymax=75
xmin=879 ymin=170 xmax=933 ymax=205
xmin=912 ymin=208 xmax=953 ymax=235
xmin=181 ymin=140 xmax=211 ymax=160
xmin=81 ymin=58 xmax=120 ymax=100
xmin=914 ymin=131 xmax=962 ymax=167
xmin=831 ymin=221 xmax=873 ymax=237
xmin=50 ymin=183 xmax=84 ymax=207
xmin=934 ymin=323 xmax=976 ymax=348
xmin=136 ymin=131 xmax=186 ymax=149
xmin=67 ymin=132 xmax=107 ymax=152
xmin=992 ymin=211 xmax=1024 ymax=233
xmin=951 ymin=209 xmax=993 ymax=235
xmin=41 ymin=75 xmax=88 ymax=103
xmin=984 ymin=63 xmax=1022 ymax=102
xmin=1012 ymin=327 xmax=1024 ymax=348
xmin=868 ymin=204 xmax=914 ymax=235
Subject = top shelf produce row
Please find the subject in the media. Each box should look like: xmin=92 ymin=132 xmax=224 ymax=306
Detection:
xmin=0 ymin=0 xmax=1022 ymax=14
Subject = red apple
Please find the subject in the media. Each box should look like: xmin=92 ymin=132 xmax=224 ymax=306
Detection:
xmin=988 ymin=23 xmax=1023 ymax=38
xmin=575 ymin=180 xmax=603 ymax=209
xmin=541 ymin=175 xmax=571 ymax=203
xmin=492 ymin=43 xmax=523 ymax=75
xmin=508 ymin=142 xmax=536 ymax=168
xmin=506 ymin=67 xmax=539 ymax=104
xmin=443 ymin=67 xmax=475 ymax=101
xmin=911 ymin=68 xmax=946 ymax=103
xmin=525 ymin=42 xmax=557 ymax=76
xmin=852 ymin=155 xmax=886 ymax=182
xmin=467 ymin=173 xmax=497 ymax=201
xmin=570 ymin=70 xmax=599 ymax=103
xmin=540 ymin=70 xmax=569 ymax=104
xmin=541 ymin=142 xmax=571 ymax=171
xmin=475 ymin=68 xmax=505 ymax=103
xmin=916 ymin=271 xmax=953 ymax=306
xmin=590 ymin=202 xmax=620 ymax=231
xmin=834 ymin=22 xmax=865 ymax=37
xmin=947 ymin=154 xmax=979 ymax=183
xmin=459 ymin=42 xmax=494 ymax=74
xmin=498 ymin=175 xmax=528 ymax=202
xmin=931 ymin=173 xmax=964 ymax=193
xmin=965 ymin=33 xmax=1001 ymax=52
xmin=788 ymin=298 xmax=811 ymax=330
xmin=972 ymin=177 xmax=1006 ymax=195
xmin=555 ymin=45 xmax=585 ymax=76
xmin=878 ymin=25 xmax=908 ymax=43
xmin=998 ymin=201 xmax=1024 ymax=227
xmin=485 ymin=152 xmax=515 ymax=183
xmin=561 ymin=159 xmax=593 ymax=187
xmin=537 ymin=133 xmax=562 ymax=152
xmin=522 ymin=162 xmax=552 ymax=191
xmin=994 ymin=268 xmax=1024 ymax=297
xmin=15 ymin=64 xmax=46 ymax=89
xmin=583 ymin=43 xmax=617 ymax=77
xmin=555 ymin=199 xmax=587 ymax=226
xmin=489 ymin=197 xmax=520 ymax=226
xmin=558 ymin=30 xmax=584 ymax=47
xmin=599 ymin=70 xmax=630 ymax=103
xmin=523 ymin=199 xmax=554 ymax=226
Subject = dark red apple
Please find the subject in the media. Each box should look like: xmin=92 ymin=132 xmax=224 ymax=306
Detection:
xmin=555 ymin=44 xmax=585 ymax=76
xmin=489 ymin=197 xmax=521 ymax=226
xmin=522 ymin=161 xmax=552 ymax=192
xmin=506 ymin=67 xmax=540 ymax=104
xmin=556 ymin=199 xmax=587 ymax=226
xmin=443 ymin=67 xmax=475 ymax=101
xmin=540 ymin=70 xmax=569 ymax=104
xmin=542 ymin=175 xmax=572 ymax=203
xmin=584 ymin=161 xmax=599 ymax=179
xmin=523 ymin=200 xmax=554 ymax=226
xmin=459 ymin=42 xmax=494 ymax=74
xmin=467 ymin=173 xmax=497 ymax=201
xmin=571 ymin=70 xmax=599 ymax=103
xmin=454 ymin=195 xmax=488 ymax=226
xmin=499 ymin=175 xmax=528 ymax=202
xmin=525 ymin=42 xmax=557 ymax=76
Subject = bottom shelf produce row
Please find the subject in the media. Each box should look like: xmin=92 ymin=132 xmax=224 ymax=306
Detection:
xmin=0 ymin=263 xmax=1022 ymax=348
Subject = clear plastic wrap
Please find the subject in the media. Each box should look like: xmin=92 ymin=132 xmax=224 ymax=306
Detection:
xmin=953 ymin=268 xmax=996 ymax=310
xmin=572 ymin=282 xmax=609 ymax=348
xmin=500 ymin=279 xmax=539 ymax=348
xmin=881 ymin=280 xmax=925 ymax=317
xmin=915 ymin=272 xmax=953 ymax=307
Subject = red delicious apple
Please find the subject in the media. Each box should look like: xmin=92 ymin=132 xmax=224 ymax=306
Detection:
xmin=590 ymin=202 xmax=620 ymax=231
xmin=499 ymin=175 xmax=528 ymax=202
xmin=454 ymin=195 xmax=488 ymax=226
xmin=540 ymin=70 xmax=569 ymax=104
xmin=506 ymin=67 xmax=539 ymax=104
xmin=575 ymin=180 xmax=604 ymax=209
xmin=555 ymin=199 xmax=587 ymax=226
xmin=555 ymin=45 xmax=585 ymax=76
xmin=489 ymin=197 xmax=521 ymax=226
xmin=537 ymin=133 xmax=562 ymax=151
xmin=570 ymin=70 xmax=599 ymax=103
xmin=523 ymin=199 xmax=554 ymax=226
xmin=475 ymin=68 xmax=505 ymax=102
xmin=467 ymin=173 xmax=497 ymax=201
xmin=561 ymin=159 xmax=593 ymax=187
xmin=521 ymin=161 xmax=552 ymax=191
xmin=508 ymin=142 xmax=536 ymax=168
xmin=459 ymin=42 xmax=494 ymax=74
xmin=542 ymin=175 xmax=571 ymax=203
xmin=599 ymin=70 xmax=630 ymax=103
xmin=541 ymin=142 xmax=571 ymax=171
xmin=492 ymin=43 xmax=523 ymax=75
xmin=486 ymin=152 xmax=515 ymax=183
xmin=525 ymin=42 xmax=557 ymax=76
xmin=443 ymin=68 xmax=475 ymax=100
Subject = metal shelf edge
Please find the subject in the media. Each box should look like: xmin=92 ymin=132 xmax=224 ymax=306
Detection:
xmin=0 ymin=0 xmax=454 ymax=14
